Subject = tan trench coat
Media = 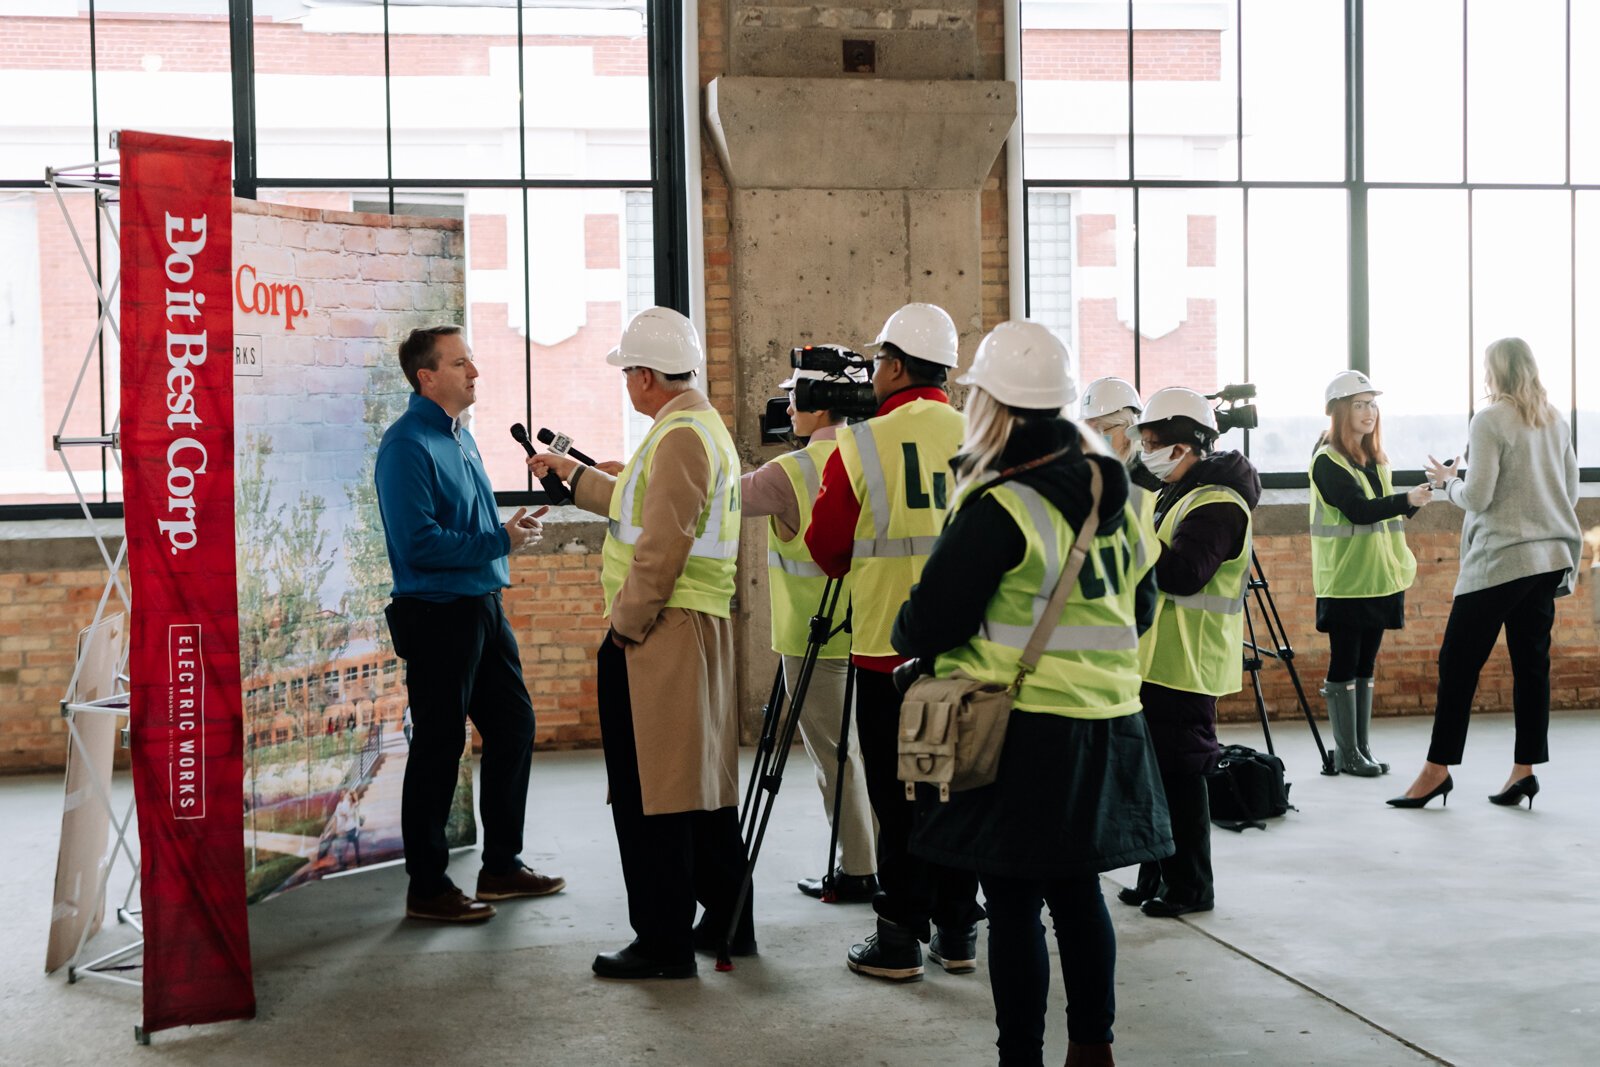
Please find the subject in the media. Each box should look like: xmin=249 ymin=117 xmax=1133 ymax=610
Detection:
xmin=572 ymin=389 xmax=740 ymax=816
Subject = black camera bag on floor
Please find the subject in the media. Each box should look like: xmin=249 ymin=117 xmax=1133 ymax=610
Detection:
xmin=1206 ymin=744 xmax=1291 ymax=831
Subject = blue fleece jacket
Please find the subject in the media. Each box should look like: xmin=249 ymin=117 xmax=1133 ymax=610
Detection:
xmin=374 ymin=393 xmax=510 ymax=601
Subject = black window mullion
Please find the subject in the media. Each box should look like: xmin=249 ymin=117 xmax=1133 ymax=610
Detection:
xmin=382 ymin=0 xmax=394 ymax=216
xmin=646 ymin=0 xmax=689 ymax=315
xmin=229 ymin=0 xmax=258 ymax=199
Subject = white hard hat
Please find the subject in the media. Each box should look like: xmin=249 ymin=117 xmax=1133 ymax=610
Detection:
xmin=1324 ymin=370 xmax=1382 ymax=411
xmin=863 ymin=303 xmax=960 ymax=368
xmin=779 ymin=365 xmax=871 ymax=390
xmin=957 ymin=320 xmax=1078 ymax=409
xmin=1080 ymin=376 xmax=1143 ymax=420
xmin=1136 ymin=386 xmax=1218 ymax=433
xmin=605 ymin=306 xmax=703 ymax=375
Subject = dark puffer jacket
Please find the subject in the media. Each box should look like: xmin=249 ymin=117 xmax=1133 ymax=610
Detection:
xmin=1144 ymin=449 xmax=1263 ymax=777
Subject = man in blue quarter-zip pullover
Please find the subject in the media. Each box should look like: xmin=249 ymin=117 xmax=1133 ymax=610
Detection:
xmin=375 ymin=324 xmax=566 ymax=923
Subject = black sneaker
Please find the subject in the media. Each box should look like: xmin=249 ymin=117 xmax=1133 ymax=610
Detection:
xmin=927 ymin=923 xmax=978 ymax=974
xmin=1116 ymin=883 xmax=1159 ymax=907
xmin=846 ymin=920 xmax=924 ymax=982
xmin=797 ymin=870 xmax=880 ymax=903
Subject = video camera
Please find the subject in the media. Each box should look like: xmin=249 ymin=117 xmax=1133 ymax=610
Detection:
xmin=760 ymin=344 xmax=880 ymax=444
xmin=1205 ymin=383 xmax=1258 ymax=434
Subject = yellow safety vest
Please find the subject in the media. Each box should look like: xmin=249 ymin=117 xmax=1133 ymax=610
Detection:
xmin=768 ymin=438 xmax=852 ymax=658
xmin=601 ymin=407 xmax=741 ymax=619
xmin=1308 ymin=446 xmax=1417 ymax=599
xmin=1142 ymin=483 xmax=1252 ymax=696
xmin=935 ymin=480 xmax=1154 ymax=717
xmin=834 ymin=399 xmax=966 ymax=657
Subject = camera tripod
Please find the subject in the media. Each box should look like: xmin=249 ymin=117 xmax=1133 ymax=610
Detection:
xmin=1241 ymin=548 xmax=1336 ymax=775
xmin=717 ymin=578 xmax=858 ymax=968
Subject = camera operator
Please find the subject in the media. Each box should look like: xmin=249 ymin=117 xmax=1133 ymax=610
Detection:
xmin=892 ymin=321 xmax=1172 ymax=1067
xmin=1120 ymin=387 xmax=1261 ymax=919
xmin=805 ymin=302 xmax=984 ymax=982
xmin=739 ymin=364 xmax=879 ymax=903
xmin=528 ymin=307 xmax=752 ymax=979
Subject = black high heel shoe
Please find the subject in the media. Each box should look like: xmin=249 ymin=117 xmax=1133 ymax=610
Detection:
xmin=1488 ymin=774 xmax=1539 ymax=809
xmin=1386 ymin=774 xmax=1453 ymax=808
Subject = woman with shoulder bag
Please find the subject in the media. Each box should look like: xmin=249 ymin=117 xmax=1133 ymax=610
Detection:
xmin=1390 ymin=337 xmax=1582 ymax=810
xmin=1309 ymin=371 xmax=1430 ymax=777
xmin=892 ymin=321 xmax=1173 ymax=1067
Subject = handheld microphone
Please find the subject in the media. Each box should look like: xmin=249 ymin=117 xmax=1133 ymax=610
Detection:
xmin=536 ymin=427 xmax=598 ymax=468
xmin=510 ymin=423 xmax=571 ymax=505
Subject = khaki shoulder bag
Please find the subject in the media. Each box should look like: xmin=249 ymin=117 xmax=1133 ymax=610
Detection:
xmin=898 ymin=461 xmax=1104 ymax=801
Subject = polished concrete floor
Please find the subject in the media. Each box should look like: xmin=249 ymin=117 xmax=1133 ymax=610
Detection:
xmin=4 ymin=710 xmax=1598 ymax=1066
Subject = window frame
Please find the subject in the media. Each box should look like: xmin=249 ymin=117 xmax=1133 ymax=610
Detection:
xmin=1 ymin=0 xmax=692 ymax=517
xmin=1018 ymin=0 xmax=1595 ymax=489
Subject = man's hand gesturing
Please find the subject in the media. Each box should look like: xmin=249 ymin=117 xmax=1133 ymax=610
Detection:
xmin=504 ymin=505 xmax=550 ymax=554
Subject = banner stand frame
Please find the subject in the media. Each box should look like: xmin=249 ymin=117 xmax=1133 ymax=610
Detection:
xmin=46 ymin=146 xmax=152 ymax=1044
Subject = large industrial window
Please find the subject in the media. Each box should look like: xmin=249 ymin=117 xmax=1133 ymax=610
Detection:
xmin=1019 ymin=0 xmax=1595 ymax=483
xmin=0 ymin=0 xmax=689 ymax=512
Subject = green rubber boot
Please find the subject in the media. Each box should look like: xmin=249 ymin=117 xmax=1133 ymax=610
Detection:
xmin=1323 ymin=681 xmax=1381 ymax=777
xmin=1354 ymin=677 xmax=1390 ymax=774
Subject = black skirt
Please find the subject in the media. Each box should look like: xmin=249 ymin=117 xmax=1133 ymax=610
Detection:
xmin=1315 ymin=590 xmax=1406 ymax=632
xmin=908 ymin=709 xmax=1174 ymax=880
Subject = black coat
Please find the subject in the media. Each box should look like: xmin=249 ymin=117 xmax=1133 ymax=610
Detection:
xmin=1144 ymin=449 xmax=1263 ymax=777
xmin=892 ymin=418 xmax=1174 ymax=878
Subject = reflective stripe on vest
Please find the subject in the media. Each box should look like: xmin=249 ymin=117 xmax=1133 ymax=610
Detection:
xmin=836 ymin=400 xmax=967 ymax=657
xmin=767 ymin=437 xmax=852 ymax=657
xmin=1142 ymin=482 xmax=1252 ymax=696
xmin=934 ymin=476 xmax=1153 ymax=718
xmin=601 ymin=407 xmax=741 ymax=620
xmin=1307 ymin=447 xmax=1417 ymax=598
xmin=609 ymin=417 xmax=739 ymax=561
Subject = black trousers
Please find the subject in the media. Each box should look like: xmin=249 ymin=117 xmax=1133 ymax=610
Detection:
xmin=596 ymin=636 xmax=752 ymax=964
xmin=1326 ymin=626 xmax=1385 ymax=683
xmin=388 ymin=593 xmax=535 ymax=896
xmin=854 ymin=668 xmax=982 ymax=941
xmin=983 ymin=872 xmax=1116 ymax=1065
xmin=1133 ymin=771 xmax=1212 ymax=905
xmin=1427 ymin=570 xmax=1563 ymax=766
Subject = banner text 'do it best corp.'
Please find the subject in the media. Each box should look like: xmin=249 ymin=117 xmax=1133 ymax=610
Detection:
xmin=120 ymin=130 xmax=255 ymax=1033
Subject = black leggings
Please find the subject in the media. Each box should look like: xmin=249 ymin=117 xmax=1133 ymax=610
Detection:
xmin=1325 ymin=627 xmax=1384 ymax=683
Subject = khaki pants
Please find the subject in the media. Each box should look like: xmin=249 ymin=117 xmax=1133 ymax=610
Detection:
xmin=782 ymin=655 xmax=877 ymax=877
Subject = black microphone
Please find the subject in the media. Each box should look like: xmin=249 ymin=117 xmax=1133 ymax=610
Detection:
xmin=510 ymin=422 xmax=571 ymax=505
xmin=536 ymin=427 xmax=598 ymax=468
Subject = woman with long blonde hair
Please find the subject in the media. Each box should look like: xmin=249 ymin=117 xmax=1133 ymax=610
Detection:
xmin=1307 ymin=371 xmax=1431 ymax=778
xmin=1389 ymin=338 xmax=1582 ymax=809
xmin=894 ymin=321 xmax=1169 ymax=1067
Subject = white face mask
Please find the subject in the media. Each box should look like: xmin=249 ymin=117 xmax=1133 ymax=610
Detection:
xmin=1140 ymin=444 xmax=1188 ymax=482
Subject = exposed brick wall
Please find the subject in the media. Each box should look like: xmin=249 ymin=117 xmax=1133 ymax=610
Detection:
xmin=583 ymin=214 xmax=620 ymax=270
xmin=699 ymin=0 xmax=735 ymax=428
xmin=501 ymin=548 xmax=610 ymax=744
xmin=468 ymin=213 xmax=507 ymax=270
xmin=1077 ymin=297 xmax=1219 ymax=391
xmin=1187 ymin=214 xmax=1216 ymax=267
xmin=0 ymin=566 xmax=130 ymax=773
xmin=1022 ymin=29 xmax=1221 ymax=82
xmin=1077 ymin=214 xmax=1118 ymax=267
xmin=0 ymin=16 xmax=647 ymax=78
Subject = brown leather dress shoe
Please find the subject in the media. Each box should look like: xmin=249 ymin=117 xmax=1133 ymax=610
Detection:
xmin=406 ymin=886 xmax=496 ymax=923
xmin=475 ymin=864 xmax=567 ymax=901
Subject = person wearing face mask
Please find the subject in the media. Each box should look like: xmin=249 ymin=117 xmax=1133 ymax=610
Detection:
xmin=738 ymin=365 xmax=879 ymax=906
xmin=1118 ymin=387 xmax=1261 ymax=918
xmin=1310 ymin=371 xmax=1430 ymax=778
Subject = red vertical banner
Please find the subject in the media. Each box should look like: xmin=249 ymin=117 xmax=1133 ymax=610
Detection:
xmin=120 ymin=131 xmax=254 ymax=1032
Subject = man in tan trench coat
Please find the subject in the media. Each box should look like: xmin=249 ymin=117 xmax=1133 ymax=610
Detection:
xmin=530 ymin=306 xmax=752 ymax=979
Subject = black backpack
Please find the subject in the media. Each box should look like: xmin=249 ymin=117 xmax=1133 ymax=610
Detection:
xmin=1206 ymin=744 xmax=1291 ymax=831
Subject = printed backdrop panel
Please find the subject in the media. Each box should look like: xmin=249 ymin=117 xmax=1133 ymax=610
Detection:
xmin=230 ymin=199 xmax=472 ymax=902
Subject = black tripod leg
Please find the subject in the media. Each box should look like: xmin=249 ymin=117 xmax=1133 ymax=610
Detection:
xmin=819 ymin=660 xmax=858 ymax=903
xmin=722 ymin=580 xmax=843 ymax=968
xmin=1248 ymin=550 xmax=1336 ymax=776
xmin=740 ymin=661 xmax=787 ymax=840
xmin=1241 ymin=595 xmax=1277 ymax=757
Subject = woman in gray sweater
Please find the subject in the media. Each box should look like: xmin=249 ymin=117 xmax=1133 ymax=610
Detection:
xmin=1388 ymin=338 xmax=1582 ymax=810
